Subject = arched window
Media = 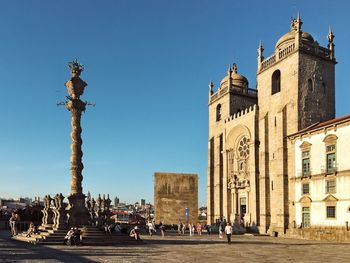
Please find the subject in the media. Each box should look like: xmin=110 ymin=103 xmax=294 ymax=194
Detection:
xmin=308 ymin=79 xmax=313 ymax=92
xmin=272 ymin=70 xmax=281 ymax=94
xmin=216 ymin=104 xmax=221 ymax=121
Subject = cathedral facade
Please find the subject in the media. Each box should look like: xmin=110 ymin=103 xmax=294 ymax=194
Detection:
xmin=207 ymin=17 xmax=336 ymax=236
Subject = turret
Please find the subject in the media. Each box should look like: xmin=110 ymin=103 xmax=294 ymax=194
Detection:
xmin=293 ymin=13 xmax=303 ymax=49
xmin=327 ymin=27 xmax=335 ymax=61
xmin=227 ymin=65 xmax=233 ymax=88
xmin=257 ymin=41 xmax=264 ymax=72
xmin=209 ymin=80 xmax=214 ymax=99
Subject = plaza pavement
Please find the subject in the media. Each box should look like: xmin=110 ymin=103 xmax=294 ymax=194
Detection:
xmin=1 ymin=230 xmax=350 ymax=263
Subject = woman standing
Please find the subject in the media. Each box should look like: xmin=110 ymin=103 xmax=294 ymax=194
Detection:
xmin=9 ymin=212 xmax=17 ymax=236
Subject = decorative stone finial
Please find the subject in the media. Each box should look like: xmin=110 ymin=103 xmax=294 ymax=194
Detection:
xmin=327 ymin=27 xmax=335 ymax=60
xmin=258 ymin=41 xmax=264 ymax=56
xmin=68 ymin=59 xmax=84 ymax=78
xmin=297 ymin=11 xmax=301 ymax=22
xmin=65 ymin=59 xmax=87 ymax=100
xmin=327 ymin=27 xmax=334 ymax=43
xmin=232 ymin=63 xmax=237 ymax=74
xmin=291 ymin=13 xmax=302 ymax=32
xmin=209 ymin=80 xmax=214 ymax=95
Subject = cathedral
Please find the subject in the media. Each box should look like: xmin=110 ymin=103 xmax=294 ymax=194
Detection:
xmin=206 ymin=16 xmax=341 ymax=237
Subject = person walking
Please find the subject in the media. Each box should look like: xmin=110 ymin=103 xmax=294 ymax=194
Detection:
xmin=219 ymin=221 xmax=224 ymax=239
xmin=225 ymin=222 xmax=233 ymax=244
xmin=147 ymin=221 xmax=155 ymax=236
xmin=159 ymin=221 xmax=165 ymax=239
xmin=189 ymin=223 xmax=193 ymax=236
xmin=177 ymin=222 xmax=183 ymax=235
xmin=181 ymin=223 xmax=186 ymax=235
xmin=196 ymin=223 xmax=202 ymax=235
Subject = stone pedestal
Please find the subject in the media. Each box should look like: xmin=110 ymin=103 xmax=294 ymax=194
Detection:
xmin=67 ymin=193 xmax=89 ymax=227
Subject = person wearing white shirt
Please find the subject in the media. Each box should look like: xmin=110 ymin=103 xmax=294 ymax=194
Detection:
xmin=224 ymin=222 xmax=233 ymax=244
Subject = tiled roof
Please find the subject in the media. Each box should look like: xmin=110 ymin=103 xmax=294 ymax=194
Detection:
xmin=288 ymin=114 xmax=350 ymax=137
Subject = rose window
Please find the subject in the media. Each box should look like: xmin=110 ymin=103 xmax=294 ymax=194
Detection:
xmin=238 ymin=137 xmax=250 ymax=159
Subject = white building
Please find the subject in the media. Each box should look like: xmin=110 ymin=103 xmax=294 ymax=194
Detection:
xmin=289 ymin=115 xmax=350 ymax=229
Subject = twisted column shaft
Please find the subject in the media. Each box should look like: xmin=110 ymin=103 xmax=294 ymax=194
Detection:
xmin=67 ymin=99 xmax=86 ymax=195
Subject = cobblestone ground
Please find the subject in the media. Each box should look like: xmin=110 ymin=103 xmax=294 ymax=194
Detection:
xmin=1 ymin=231 xmax=350 ymax=263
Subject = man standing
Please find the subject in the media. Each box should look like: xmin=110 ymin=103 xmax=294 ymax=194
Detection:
xmin=177 ymin=222 xmax=182 ymax=235
xmin=225 ymin=222 xmax=233 ymax=244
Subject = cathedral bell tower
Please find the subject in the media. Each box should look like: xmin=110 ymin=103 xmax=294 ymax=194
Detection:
xmin=207 ymin=63 xmax=257 ymax=224
xmin=256 ymin=16 xmax=336 ymax=235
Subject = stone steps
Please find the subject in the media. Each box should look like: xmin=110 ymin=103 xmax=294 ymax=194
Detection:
xmin=12 ymin=226 xmax=139 ymax=246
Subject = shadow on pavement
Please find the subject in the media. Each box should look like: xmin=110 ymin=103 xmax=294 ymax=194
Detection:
xmin=0 ymin=231 xmax=97 ymax=263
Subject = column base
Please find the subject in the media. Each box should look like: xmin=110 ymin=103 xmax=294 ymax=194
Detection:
xmin=66 ymin=193 xmax=89 ymax=227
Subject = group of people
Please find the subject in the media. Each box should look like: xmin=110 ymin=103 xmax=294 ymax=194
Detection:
xmin=218 ymin=219 xmax=233 ymax=244
xmin=145 ymin=220 xmax=166 ymax=238
xmin=9 ymin=212 xmax=40 ymax=238
xmin=9 ymin=213 xmax=233 ymax=245
xmin=177 ymin=222 xmax=205 ymax=236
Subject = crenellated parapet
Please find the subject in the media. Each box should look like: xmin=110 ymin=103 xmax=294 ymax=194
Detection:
xmin=224 ymin=104 xmax=258 ymax=123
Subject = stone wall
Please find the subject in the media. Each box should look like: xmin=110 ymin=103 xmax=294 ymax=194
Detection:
xmin=287 ymin=226 xmax=350 ymax=242
xmin=154 ymin=173 xmax=198 ymax=225
xmin=298 ymin=53 xmax=335 ymax=129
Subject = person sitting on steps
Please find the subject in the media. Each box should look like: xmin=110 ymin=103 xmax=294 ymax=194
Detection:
xmin=129 ymin=226 xmax=141 ymax=240
xmin=25 ymin=222 xmax=36 ymax=237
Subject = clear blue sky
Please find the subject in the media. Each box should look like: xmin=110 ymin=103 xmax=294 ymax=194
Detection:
xmin=0 ymin=1 xmax=349 ymax=206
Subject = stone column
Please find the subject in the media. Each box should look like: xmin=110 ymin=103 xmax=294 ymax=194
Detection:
xmin=105 ymin=194 xmax=112 ymax=223
xmin=223 ymin=150 xmax=228 ymax=220
xmin=95 ymin=194 xmax=103 ymax=227
xmin=43 ymin=195 xmax=54 ymax=228
xmin=64 ymin=60 xmax=89 ymax=227
xmin=54 ymin=193 xmax=67 ymax=229
xmin=230 ymin=191 xmax=234 ymax=222
xmin=234 ymin=183 xmax=239 ymax=224
xmin=41 ymin=195 xmax=49 ymax=226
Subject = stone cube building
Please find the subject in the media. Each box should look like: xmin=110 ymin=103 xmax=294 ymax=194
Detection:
xmin=207 ymin=16 xmax=337 ymax=236
xmin=154 ymin=172 xmax=198 ymax=225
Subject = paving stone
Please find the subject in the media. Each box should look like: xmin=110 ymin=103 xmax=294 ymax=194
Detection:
xmin=1 ymin=231 xmax=350 ymax=263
